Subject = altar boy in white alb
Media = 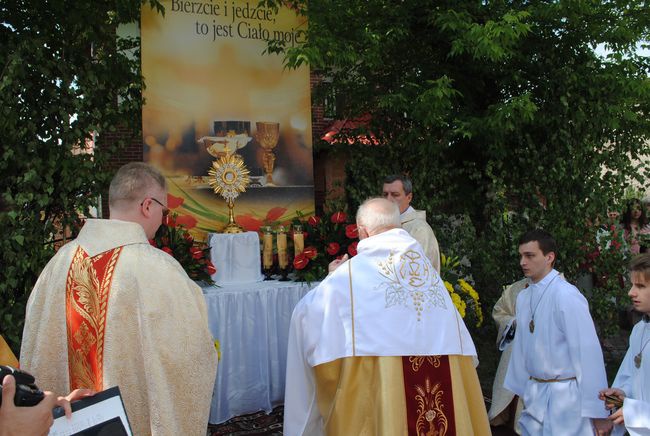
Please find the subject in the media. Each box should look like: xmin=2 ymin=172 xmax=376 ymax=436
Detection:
xmin=504 ymin=229 xmax=611 ymax=435
xmin=283 ymin=198 xmax=490 ymax=436
xmin=599 ymin=253 xmax=650 ymax=436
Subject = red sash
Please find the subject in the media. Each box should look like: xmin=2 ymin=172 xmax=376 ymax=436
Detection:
xmin=65 ymin=246 xmax=122 ymax=391
xmin=402 ymin=355 xmax=456 ymax=436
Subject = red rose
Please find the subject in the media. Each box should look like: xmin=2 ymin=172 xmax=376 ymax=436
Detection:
xmin=303 ymin=246 xmax=317 ymax=259
xmin=161 ymin=246 xmax=173 ymax=256
xmin=206 ymin=260 xmax=217 ymax=276
xmin=293 ymin=253 xmax=309 ymax=270
xmin=326 ymin=242 xmax=340 ymax=255
xmin=345 ymin=224 xmax=358 ymax=239
xmin=330 ymin=211 xmax=347 ymax=224
xmin=347 ymin=241 xmax=358 ymax=257
xmin=308 ymin=215 xmax=321 ymax=226
xmin=190 ymin=247 xmax=204 ymax=259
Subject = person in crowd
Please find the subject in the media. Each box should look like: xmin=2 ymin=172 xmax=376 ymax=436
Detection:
xmin=0 ymin=372 xmax=93 ymax=436
xmin=488 ymin=278 xmax=527 ymax=434
xmin=382 ymin=174 xmax=441 ymax=272
xmin=20 ymin=162 xmax=217 ymax=435
xmin=504 ymin=229 xmax=611 ymax=435
xmin=621 ymin=198 xmax=648 ymax=255
xmin=599 ymin=253 xmax=650 ymax=435
xmin=283 ymin=198 xmax=490 ymax=435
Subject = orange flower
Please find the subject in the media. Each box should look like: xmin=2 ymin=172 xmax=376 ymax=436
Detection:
xmin=265 ymin=207 xmax=287 ymax=222
xmin=236 ymin=214 xmax=264 ymax=232
xmin=175 ymin=214 xmax=198 ymax=229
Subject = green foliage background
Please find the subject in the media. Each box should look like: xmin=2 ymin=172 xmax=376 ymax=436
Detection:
xmin=266 ymin=0 xmax=650 ymax=342
xmin=0 ymin=0 xmax=164 ymax=353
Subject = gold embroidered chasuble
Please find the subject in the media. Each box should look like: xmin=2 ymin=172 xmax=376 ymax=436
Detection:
xmin=21 ymin=219 xmax=217 ymax=436
xmin=283 ymin=228 xmax=490 ymax=436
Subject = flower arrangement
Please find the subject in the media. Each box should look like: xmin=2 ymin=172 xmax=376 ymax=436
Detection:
xmin=291 ymin=211 xmax=359 ymax=282
xmin=440 ymin=253 xmax=483 ymax=327
xmin=150 ymin=214 xmax=216 ymax=284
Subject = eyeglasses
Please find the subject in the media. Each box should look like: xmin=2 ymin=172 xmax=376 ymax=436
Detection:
xmin=141 ymin=197 xmax=169 ymax=217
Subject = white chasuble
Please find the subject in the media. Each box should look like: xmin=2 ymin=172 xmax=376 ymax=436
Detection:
xmin=21 ymin=219 xmax=217 ymax=436
xmin=283 ymin=228 xmax=489 ymax=436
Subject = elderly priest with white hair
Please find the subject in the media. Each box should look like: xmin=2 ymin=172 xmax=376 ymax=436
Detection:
xmin=283 ymin=197 xmax=490 ymax=436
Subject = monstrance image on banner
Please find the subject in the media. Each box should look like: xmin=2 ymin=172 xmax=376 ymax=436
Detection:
xmin=141 ymin=0 xmax=313 ymax=236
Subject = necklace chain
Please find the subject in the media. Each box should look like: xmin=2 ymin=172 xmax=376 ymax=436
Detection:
xmin=635 ymin=323 xmax=650 ymax=368
xmin=528 ymin=272 xmax=559 ymax=333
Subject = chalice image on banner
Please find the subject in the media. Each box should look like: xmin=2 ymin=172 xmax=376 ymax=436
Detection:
xmin=255 ymin=121 xmax=280 ymax=186
xmin=208 ymin=146 xmax=251 ymax=233
xmin=197 ymin=131 xmax=252 ymax=159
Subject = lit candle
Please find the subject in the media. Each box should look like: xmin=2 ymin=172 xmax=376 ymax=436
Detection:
xmin=277 ymin=226 xmax=288 ymax=269
xmin=293 ymin=224 xmax=304 ymax=257
xmin=262 ymin=227 xmax=273 ymax=269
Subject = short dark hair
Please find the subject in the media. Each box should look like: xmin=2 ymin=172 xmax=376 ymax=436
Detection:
xmin=518 ymin=229 xmax=557 ymax=256
xmin=383 ymin=174 xmax=413 ymax=195
xmin=630 ymin=253 xmax=650 ymax=281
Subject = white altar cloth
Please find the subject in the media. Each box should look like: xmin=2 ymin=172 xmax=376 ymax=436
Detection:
xmin=208 ymin=232 xmax=263 ymax=285
xmin=202 ymin=280 xmax=316 ymax=424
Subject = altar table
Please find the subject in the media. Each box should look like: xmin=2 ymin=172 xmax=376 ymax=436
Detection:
xmin=202 ymin=280 xmax=317 ymax=424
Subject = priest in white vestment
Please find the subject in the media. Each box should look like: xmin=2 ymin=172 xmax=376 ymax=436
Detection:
xmin=20 ymin=163 xmax=217 ymax=436
xmin=504 ymin=229 xmax=610 ymax=435
xmin=284 ymin=198 xmax=490 ymax=436
xmin=600 ymin=253 xmax=650 ymax=436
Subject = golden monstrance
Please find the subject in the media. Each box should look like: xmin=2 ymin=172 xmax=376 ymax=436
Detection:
xmin=208 ymin=146 xmax=251 ymax=233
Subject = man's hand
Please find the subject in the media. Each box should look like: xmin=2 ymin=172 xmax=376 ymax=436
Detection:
xmin=0 ymin=374 xmax=57 ymax=436
xmin=598 ymin=387 xmax=625 ymax=410
xmin=328 ymin=254 xmax=349 ymax=273
xmin=56 ymin=388 xmax=96 ymax=418
xmin=592 ymin=417 xmax=613 ymax=436
xmin=608 ymin=407 xmax=625 ymax=426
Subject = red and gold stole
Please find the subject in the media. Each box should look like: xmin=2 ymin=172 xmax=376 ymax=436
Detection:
xmin=65 ymin=246 xmax=122 ymax=391
xmin=402 ymin=355 xmax=456 ymax=436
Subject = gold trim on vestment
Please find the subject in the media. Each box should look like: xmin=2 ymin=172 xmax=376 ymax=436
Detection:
xmin=348 ymin=261 xmax=356 ymax=356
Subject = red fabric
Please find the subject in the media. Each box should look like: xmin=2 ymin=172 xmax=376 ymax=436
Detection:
xmin=402 ymin=355 xmax=456 ymax=436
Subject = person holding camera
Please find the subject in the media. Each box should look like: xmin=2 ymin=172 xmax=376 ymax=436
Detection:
xmin=0 ymin=372 xmax=91 ymax=436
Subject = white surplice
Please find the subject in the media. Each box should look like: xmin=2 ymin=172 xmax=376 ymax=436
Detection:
xmin=21 ymin=219 xmax=217 ymax=436
xmin=283 ymin=228 xmax=478 ymax=436
xmin=504 ymin=269 xmax=608 ymax=435
xmin=611 ymin=319 xmax=650 ymax=436
xmin=400 ymin=207 xmax=441 ymax=273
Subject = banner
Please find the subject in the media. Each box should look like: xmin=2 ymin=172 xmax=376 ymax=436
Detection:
xmin=141 ymin=1 xmax=313 ymax=235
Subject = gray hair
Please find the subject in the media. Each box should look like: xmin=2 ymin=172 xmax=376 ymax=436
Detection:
xmin=108 ymin=162 xmax=167 ymax=207
xmin=383 ymin=174 xmax=413 ymax=195
xmin=356 ymin=197 xmax=401 ymax=233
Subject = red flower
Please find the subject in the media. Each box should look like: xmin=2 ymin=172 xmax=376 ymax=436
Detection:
xmin=167 ymin=194 xmax=185 ymax=209
xmin=183 ymin=232 xmax=194 ymax=242
xmin=190 ymin=247 xmax=204 ymax=259
xmin=163 ymin=215 xmax=176 ymax=227
xmin=347 ymin=241 xmax=358 ymax=257
xmin=148 ymin=239 xmax=157 ymax=246
xmin=345 ymin=224 xmax=358 ymax=239
xmin=175 ymin=214 xmax=198 ymax=229
xmin=161 ymin=246 xmax=173 ymax=256
xmin=236 ymin=214 xmax=263 ymax=232
xmin=293 ymin=253 xmax=309 ymax=270
xmin=206 ymin=260 xmax=217 ymax=276
xmin=331 ymin=211 xmax=347 ymax=223
xmin=265 ymin=207 xmax=287 ymax=222
xmin=326 ymin=242 xmax=340 ymax=255
xmin=308 ymin=215 xmax=321 ymax=226
xmin=303 ymin=246 xmax=317 ymax=259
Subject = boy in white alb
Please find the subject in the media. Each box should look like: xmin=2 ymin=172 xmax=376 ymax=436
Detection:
xmin=504 ymin=229 xmax=611 ymax=435
xmin=599 ymin=253 xmax=650 ymax=436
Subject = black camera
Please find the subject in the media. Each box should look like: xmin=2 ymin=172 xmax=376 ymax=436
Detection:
xmin=0 ymin=365 xmax=45 ymax=407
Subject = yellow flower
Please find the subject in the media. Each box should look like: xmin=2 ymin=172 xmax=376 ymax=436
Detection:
xmin=214 ymin=339 xmax=222 ymax=361
xmin=444 ymin=280 xmax=454 ymax=294
xmin=450 ymin=292 xmax=466 ymax=318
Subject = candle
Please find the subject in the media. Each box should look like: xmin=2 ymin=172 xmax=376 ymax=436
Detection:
xmin=293 ymin=224 xmax=304 ymax=257
xmin=262 ymin=227 xmax=273 ymax=269
xmin=277 ymin=228 xmax=288 ymax=269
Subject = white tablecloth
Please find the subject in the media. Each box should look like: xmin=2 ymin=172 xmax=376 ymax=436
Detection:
xmin=208 ymin=232 xmax=263 ymax=285
xmin=202 ymin=280 xmax=316 ymax=424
